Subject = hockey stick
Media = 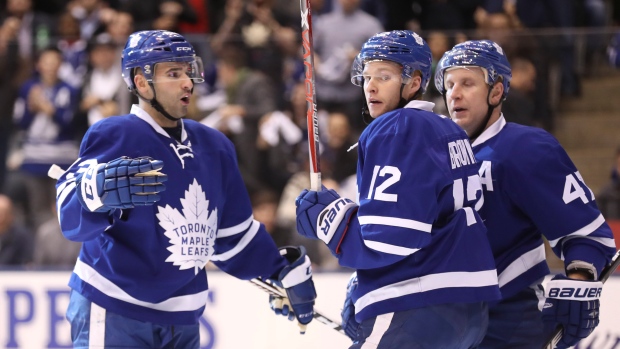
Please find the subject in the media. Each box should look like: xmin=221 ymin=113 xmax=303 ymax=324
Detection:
xmin=250 ymin=277 xmax=346 ymax=335
xmin=300 ymin=0 xmax=321 ymax=191
xmin=542 ymin=249 xmax=620 ymax=349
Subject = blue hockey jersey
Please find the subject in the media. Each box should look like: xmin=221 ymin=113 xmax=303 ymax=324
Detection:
xmin=472 ymin=116 xmax=616 ymax=298
xmin=341 ymin=101 xmax=501 ymax=322
xmin=55 ymin=105 xmax=288 ymax=325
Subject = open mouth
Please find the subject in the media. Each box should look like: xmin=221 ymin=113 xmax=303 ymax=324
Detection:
xmin=368 ymin=98 xmax=381 ymax=106
xmin=452 ymin=107 xmax=467 ymax=114
xmin=180 ymin=96 xmax=191 ymax=105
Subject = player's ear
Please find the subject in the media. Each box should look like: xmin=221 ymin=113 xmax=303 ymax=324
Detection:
xmin=405 ymin=73 xmax=422 ymax=100
xmin=489 ymin=81 xmax=504 ymax=105
xmin=134 ymin=69 xmax=153 ymax=98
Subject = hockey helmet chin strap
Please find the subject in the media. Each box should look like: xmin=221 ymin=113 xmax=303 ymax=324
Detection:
xmin=146 ymin=81 xmax=181 ymax=122
xmin=468 ymin=85 xmax=501 ymax=141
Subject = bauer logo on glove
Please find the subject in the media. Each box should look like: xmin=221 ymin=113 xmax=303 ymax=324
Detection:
xmin=318 ymin=197 xmax=356 ymax=243
xmin=546 ymin=285 xmax=602 ymax=299
xmin=76 ymin=156 xmax=168 ymax=212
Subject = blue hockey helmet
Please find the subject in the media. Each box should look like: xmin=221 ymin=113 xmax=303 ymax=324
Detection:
xmin=121 ymin=30 xmax=204 ymax=92
xmin=434 ymin=40 xmax=511 ymax=101
xmin=350 ymin=30 xmax=433 ymax=94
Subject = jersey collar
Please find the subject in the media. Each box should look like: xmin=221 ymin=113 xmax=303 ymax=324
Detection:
xmin=471 ymin=113 xmax=506 ymax=147
xmin=403 ymin=100 xmax=435 ymax=112
xmin=131 ymin=104 xmax=188 ymax=142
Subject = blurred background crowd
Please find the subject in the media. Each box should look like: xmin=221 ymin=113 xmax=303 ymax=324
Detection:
xmin=0 ymin=0 xmax=619 ymax=271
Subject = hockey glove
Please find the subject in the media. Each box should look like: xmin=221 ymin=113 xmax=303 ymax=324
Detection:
xmin=76 ymin=156 xmax=168 ymax=212
xmin=542 ymin=274 xmax=603 ymax=349
xmin=268 ymin=246 xmax=316 ymax=332
xmin=341 ymin=272 xmax=361 ymax=341
xmin=295 ymin=188 xmax=357 ymax=248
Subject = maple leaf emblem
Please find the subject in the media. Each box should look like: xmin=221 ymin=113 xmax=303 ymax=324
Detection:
xmin=157 ymin=179 xmax=218 ymax=274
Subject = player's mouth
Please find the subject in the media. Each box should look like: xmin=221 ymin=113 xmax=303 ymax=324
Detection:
xmin=368 ymin=98 xmax=382 ymax=106
xmin=180 ymin=94 xmax=191 ymax=105
xmin=452 ymin=106 xmax=467 ymax=117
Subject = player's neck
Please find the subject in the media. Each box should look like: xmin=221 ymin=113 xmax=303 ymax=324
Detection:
xmin=140 ymin=102 xmax=179 ymax=128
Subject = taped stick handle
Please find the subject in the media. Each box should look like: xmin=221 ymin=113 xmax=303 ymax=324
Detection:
xmin=250 ymin=278 xmax=346 ymax=336
xmin=542 ymin=249 xmax=620 ymax=349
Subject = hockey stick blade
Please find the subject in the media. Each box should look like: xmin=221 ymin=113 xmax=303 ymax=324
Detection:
xmin=542 ymin=249 xmax=620 ymax=349
xmin=250 ymin=278 xmax=346 ymax=335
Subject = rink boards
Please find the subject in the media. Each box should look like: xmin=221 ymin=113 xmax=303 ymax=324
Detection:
xmin=0 ymin=270 xmax=618 ymax=349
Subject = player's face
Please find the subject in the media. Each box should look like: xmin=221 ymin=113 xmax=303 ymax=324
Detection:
xmin=362 ymin=61 xmax=406 ymax=118
xmin=443 ymin=67 xmax=490 ymax=136
xmin=151 ymin=61 xmax=194 ymax=119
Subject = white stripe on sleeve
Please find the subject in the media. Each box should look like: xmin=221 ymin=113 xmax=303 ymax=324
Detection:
xmin=217 ymin=215 xmax=254 ymax=237
xmin=547 ymin=214 xmax=606 ymax=248
xmin=211 ymin=220 xmax=260 ymax=261
xmin=364 ymin=240 xmax=420 ymax=256
xmin=359 ymin=215 xmax=432 ymax=233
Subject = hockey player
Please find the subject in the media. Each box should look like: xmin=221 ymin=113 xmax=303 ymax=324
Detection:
xmin=53 ymin=30 xmax=316 ymax=348
xmin=295 ymin=30 xmax=501 ymax=349
xmin=434 ymin=40 xmax=616 ymax=348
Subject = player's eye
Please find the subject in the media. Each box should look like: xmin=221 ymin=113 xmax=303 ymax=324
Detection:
xmin=167 ymin=71 xmax=181 ymax=78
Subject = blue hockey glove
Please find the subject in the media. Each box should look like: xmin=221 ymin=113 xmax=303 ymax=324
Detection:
xmin=341 ymin=272 xmax=360 ymax=341
xmin=542 ymin=274 xmax=603 ymax=349
xmin=76 ymin=157 xmax=168 ymax=212
xmin=268 ymin=246 xmax=317 ymax=332
xmin=295 ymin=188 xmax=357 ymax=247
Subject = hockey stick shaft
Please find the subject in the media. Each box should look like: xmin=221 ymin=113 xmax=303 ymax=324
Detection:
xmin=250 ymin=278 xmax=346 ymax=335
xmin=542 ymin=249 xmax=620 ymax=349
xmin=300 ymin=0 xmax=321 ymax=191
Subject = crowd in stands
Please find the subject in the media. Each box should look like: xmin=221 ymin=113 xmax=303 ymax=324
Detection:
xmin=0 ymin=0 xmax=619 ymax=269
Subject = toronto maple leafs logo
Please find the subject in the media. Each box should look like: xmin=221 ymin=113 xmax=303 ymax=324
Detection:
xmin=157 ymin=179 xmax=218 ymax=274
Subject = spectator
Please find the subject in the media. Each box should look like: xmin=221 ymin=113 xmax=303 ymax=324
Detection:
xmin=105 ymin=10 xmax=133 ymax=46
xmin=312 ymin=0 xmax=383 ymax=133
xmin=56 ymin=10 xmax=89 ymax=89
xmin=0 ymin=194 xmax=33 ymax=266
xmin=515 ymin=0 xmax=581 ymax=97
xmin=322 ymin=111 xmax=357 ymax=183
xmin=78 ymin=33 xmax=127 ymax=129
xmin=66 ymin=0 xmax=116 ymax=40
xmin=502 ymin=57 xmax=537 ymax=127
xmin=426 ymin=30 xmax=451 ymax=115
xmin=32 ymin=204 xmax=81 ymax=267
xmin=210 ymin=0 xmax=299 ymax=104
xmin=12 ymin=47 xmax=79 ymax=230
xmin=212 ymin=42 xmax=277 ymax=195
xmin=0 ymin=0 xmax=57 ymax=81
xmin=598 ymin=147 xmax=620 ymax=220
xmin=251 ymin=189 xmax=290 ymax=248
xmin=256 ymin=103 xmax=304 ymax=192
xmin=120 ymin=0 xmax=197 ymax=33
xmin=0 ymin=11 xmax=24 ymax=193
xmin=177 ymin=0 xmax=227 ymax=34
